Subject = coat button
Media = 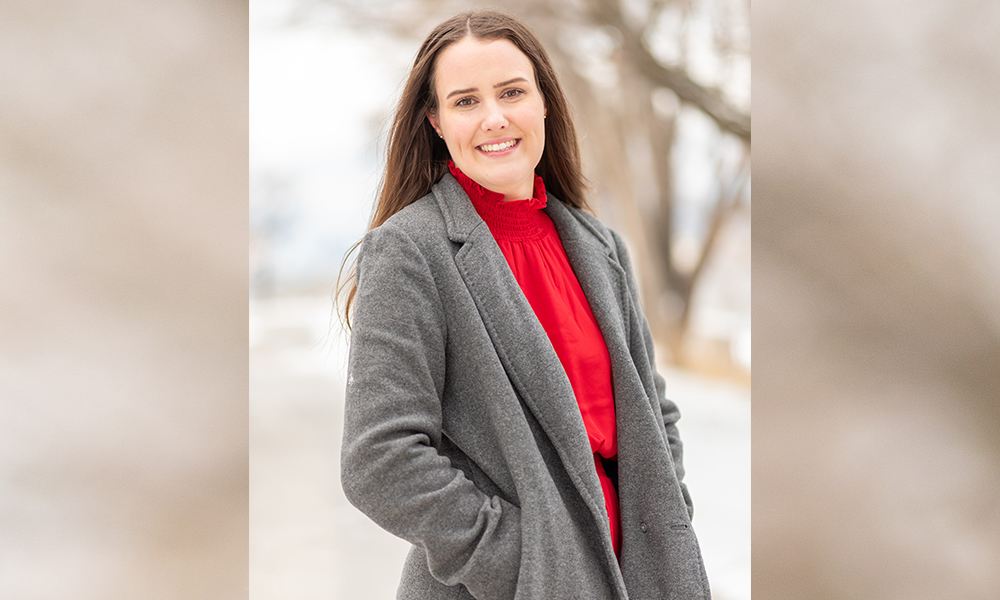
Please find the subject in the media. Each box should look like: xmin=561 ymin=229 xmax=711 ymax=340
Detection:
xmin=640 ymin=522 xmax=647 ymax=533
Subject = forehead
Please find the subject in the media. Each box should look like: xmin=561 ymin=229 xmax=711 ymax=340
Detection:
xmin=433 ymin=37 xmax=535 ymax=90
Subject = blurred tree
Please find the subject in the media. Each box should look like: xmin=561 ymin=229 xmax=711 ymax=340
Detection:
xmin=310 ymin=0 xmax=750 ymax=365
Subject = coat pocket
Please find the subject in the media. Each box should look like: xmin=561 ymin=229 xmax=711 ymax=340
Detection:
xmin=439 ymin=434 xmax=520 ymax=508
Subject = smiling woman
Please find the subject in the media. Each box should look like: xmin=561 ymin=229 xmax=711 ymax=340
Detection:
xmin=337 ymin=10 xmax=710 ymax=600
xmin=426 ymin=38 xmax=546 ymax=200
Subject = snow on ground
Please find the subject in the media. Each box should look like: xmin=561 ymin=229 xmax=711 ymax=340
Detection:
xmin=250 ymin=294 xmax=749 ymax=600
xmin=663 ymin=365 xmax=750 ymax=600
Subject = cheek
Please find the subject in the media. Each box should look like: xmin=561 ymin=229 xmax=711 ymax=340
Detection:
xmin=525 ymin=109 xmax=546 ymax=137
xmin=444 ymin=117 xmax=473 ymax=144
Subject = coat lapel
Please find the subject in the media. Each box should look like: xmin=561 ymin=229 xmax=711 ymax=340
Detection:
xmin=430 ymin=174 xmax=605 ymax=513
xmin=544 ymin=199 xmax=632 ymax=377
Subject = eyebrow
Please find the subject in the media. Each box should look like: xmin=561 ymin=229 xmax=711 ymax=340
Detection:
xmin=445 ymin=77 xmax=529 ymax=100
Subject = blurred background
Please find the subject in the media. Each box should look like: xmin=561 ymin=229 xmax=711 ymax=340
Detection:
xmin=1 ymin=0 xmax=248 ymax=599
xmin=251 ymin=0 xmax=749 ymax=599
xmin=754 ymin=0 xmax=1000 ymax=599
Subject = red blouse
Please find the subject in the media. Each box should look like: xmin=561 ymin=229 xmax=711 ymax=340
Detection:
xmin=449 ymin=162 xmax=621 ymax=557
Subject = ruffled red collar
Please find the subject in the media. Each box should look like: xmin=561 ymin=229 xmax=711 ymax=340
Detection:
xmin=448 ymin=161 xmax=551 ymax=241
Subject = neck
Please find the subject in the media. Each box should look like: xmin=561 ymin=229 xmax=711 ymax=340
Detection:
xmin=499 ymin=182 xmax=534 ymax=202
xmin=448 ymin=161 xmax=547 ymax=208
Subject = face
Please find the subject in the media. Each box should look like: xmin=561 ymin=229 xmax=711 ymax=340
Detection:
xmin=427 ymin=37 xmax=546 ymax=201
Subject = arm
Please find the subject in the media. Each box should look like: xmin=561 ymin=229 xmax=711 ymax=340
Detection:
xmin=341 ymin=224 xmax=521 ymax=598
xmin=610 ymin=229 xmax=695 ymax=519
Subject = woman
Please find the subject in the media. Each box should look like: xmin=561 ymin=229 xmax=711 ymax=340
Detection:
xmin=339 ymin=10 xmax=710 ymax=600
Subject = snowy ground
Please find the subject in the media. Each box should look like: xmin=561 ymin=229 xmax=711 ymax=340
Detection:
xmin=250 ymin=294 xmax=749 ymax=600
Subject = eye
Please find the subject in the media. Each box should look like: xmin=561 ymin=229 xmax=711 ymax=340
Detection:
xmin=455 ymin=97 xmax=476 ymax=107
xmin=501 ymin=88 xmax=524 ymax=99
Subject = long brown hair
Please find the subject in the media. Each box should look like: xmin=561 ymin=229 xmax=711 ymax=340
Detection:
xmin=337 ymin=9 xmax=589 ymax=327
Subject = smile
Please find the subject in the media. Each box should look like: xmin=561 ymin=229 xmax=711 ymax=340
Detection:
xmin=477 ymin=139 xmax=519 ymax=153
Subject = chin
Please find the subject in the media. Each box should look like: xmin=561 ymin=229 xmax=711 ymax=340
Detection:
xmin=477 ymin=166 xmax=533 ymax=191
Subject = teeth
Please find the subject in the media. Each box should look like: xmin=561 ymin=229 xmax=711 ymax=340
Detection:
xmin=479 ymin=139 xmax=517 ymax=153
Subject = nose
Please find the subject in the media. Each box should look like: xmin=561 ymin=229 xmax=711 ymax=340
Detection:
xmin=481 ymin=100 xmax=508 ymax=131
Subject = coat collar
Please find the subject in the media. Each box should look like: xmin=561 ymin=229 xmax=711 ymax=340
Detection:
xmin=432 ymin=172 xmax=484 ymax=244
xmin=432 ymin=172 xmax=614 ymax=255
xmin=430 ymin=173 xmax=629 ymax=539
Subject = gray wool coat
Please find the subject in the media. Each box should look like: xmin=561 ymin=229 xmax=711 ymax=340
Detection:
xmin=341 ymin=173 xmax=710 ymax=600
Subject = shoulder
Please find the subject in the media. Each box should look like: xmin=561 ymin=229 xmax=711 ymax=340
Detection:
xmin=362 ymin=192 xmax=450 ymax=255
xmin=549 ymin=198 xmax=629 ymax=259
xmin=377 ymin=193 xmax=447 ymax=242
xmin=569 ymin=204 xmax=615 ymax=237
xmin=357 ymin=191 xmax=454 ymax=281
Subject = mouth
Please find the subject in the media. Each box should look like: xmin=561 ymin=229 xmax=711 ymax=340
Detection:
xmin=477 ymin=138 xmax=520 ymax=154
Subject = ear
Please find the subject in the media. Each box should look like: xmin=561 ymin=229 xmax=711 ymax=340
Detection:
xmin=426 ymin=110 xmax=441 ymax=137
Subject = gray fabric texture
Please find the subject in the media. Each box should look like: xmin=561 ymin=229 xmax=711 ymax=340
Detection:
xmin=341 ymin=173 xmax=711 ymax=600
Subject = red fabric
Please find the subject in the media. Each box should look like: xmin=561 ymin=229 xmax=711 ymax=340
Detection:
xmin=449 ymin=162 xmax=621 ymax=558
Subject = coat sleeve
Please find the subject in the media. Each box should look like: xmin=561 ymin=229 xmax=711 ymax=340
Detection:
xmin=610 ymin=229 xmax=695 ymax=520
xmin=340 ymin=224 xmax=521 ymax=600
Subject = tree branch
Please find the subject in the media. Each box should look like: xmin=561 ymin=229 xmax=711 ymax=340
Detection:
xmin=682 ymin=153 xmax=751 ymax=327
xmin=589 ymin=0 xmax=751 ymax=141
